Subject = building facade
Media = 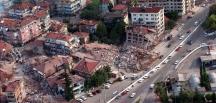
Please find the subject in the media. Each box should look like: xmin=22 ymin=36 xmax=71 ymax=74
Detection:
xmin=130 ymin=7 xmax=165 ymax=35
xmin=138 ymin=0 xmax=195 ymax=15
xmin=126 ymin=26 xmax=157 ymax=48
xmin=44 ymin=32 xmax=80 ymax=55
xmin=4 ymin=80 xmax=26 ymax=103
xmin=55 ymin=0 xmax=84 ymax=15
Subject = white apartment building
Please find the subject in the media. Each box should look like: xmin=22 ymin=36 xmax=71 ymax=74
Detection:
xmin=130 ymin=7 xmax=165 ymax=35
xmin=55 ymin=0 xmax=86 ymax=15
xmin=138 ymin=0 xmax=195 ymax=15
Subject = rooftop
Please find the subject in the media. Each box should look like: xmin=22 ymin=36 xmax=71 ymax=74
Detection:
xmin=46 ymin=32 xmax=72 ymax=42
xmin=11 ymin=2 xmax=35 ymax=10
xmin=131 ymin=7 xmax=163 ymax=13
xmin=33 ymin=56 xmax=72 ymax=77
xmin=0 ymin=40 xmax=13 ymax=54
xmin=74 ymin=57 xmax=100 ymax=75
xmin=112 ymin=4 xmax=127 ymax=11
xmin=200 ymin=55 xmax=216 ymax=62
xmin=73 ymin=32 xmax=89 ymax=38
xmin=79 ymin=19 xmax=98 ymax=26
xmin=4 ymin=80 xmax=21 ymax=92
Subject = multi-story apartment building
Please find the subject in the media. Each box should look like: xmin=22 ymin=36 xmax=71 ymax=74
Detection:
xmin=55 ymin=0 xmax=86 ymax=15
xmin=130 ymin=7 xmax=165 ymax=35
xmin=126 ymin=26 xmax=157 ymax=48
xmin=0 ymin=2 xmax=50 ymax=46
xmin=8 ymin=2 xmax=35 ymax=19
xmin=47 ymin=74 xmax=85 ymax=98
xmin=0 ymin=17 xmax=42 ymax=46
xmin=4 ymin=80 xmax=26 ymax=103
xmin=44 ymin=32 xmax=80 ymax=55
xmin=138 ymin=0 xmax=195 ymax=15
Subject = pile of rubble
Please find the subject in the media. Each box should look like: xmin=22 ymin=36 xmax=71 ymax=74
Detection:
xmin=114 ymin=45 xmax=159 ymax=72
xmin=84 ymin=43 xmax=119 ymax=65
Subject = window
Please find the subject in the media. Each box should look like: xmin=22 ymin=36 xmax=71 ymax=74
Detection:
xmin=133 ymin=14 xmax=136 ymax=16
xmin=140 ymin=14 xmax=142 ymax=16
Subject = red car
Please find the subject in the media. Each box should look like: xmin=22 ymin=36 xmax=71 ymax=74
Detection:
xmin=121 ymin=91 xmax=127 ymax=96
xmin=175 ymin=47 xmax=181 ymax=51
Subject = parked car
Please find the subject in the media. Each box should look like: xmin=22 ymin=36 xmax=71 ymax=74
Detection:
xmin=130 ymin=93 xmax=136 ymax=98
xmin=187 ymin=40 xmax=193 ymax=45
xmin=121 ymin=91 xmax=127 ymax=96
xmin=113 ymin=91 xmax=118 ymax=95
xmin=167 ymin=43 xmax=172 ymax=48
xmin=81 ymin=96 xmax=87 ymax=101
xmin=87 ymin=93 xmax=93 ymax=97
xmin=163 ymin=60 xmax=169 ymax=64
xmin=77 ymin=99 xmax=84 ymax=103
xmin=174 ymin=60 xmax=179 ymax=65
xmin=150 ymin=84 xmax=155 ymax=89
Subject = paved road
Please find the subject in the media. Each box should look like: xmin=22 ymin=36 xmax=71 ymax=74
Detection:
xmin=110 ymin=4 xmax=210 ymax=103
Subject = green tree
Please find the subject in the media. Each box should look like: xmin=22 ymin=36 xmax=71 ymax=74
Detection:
xmin=209 ymin=4 xmax=216 ymax=15
xmin=96 ymin=21 xmax=108 ymax=39
xmin=212 ymin=93 xmax=216 ymax=103
xmin=63 ymin=64 xmax=74 ymax=101
xmin=84 ymin=65 xmax=111 ymax=90
xmin=109 ymin=21 xmax=126 ymax=44
xmin=165 ymin=11 xmax=179 ymax=21
xmin=80 ymin=0 xmax=100 ymax=20
xmin=193 ymin=91 xmax=205 ymax=103
xmin=165 ymin=20 xmax=176 ymax=30
xmin=178 ymin=90 xmax=194 ymax=103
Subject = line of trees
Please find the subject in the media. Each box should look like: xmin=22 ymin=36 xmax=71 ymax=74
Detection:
xmin=80 ymin=0 xmax=100 ymax=20
xmin=172 ymin=90 xmax=205 ymax=103
xmin=203 ymin=4 xmax=216 ymax=31
xmin=200 ymin=64 xmax=211 ymax=91
xmin=84 ymin=65 xmax=111 ymax=91
xmin=165 ymin=11 xmax=179 ymax=30
xmin=155 ymin=82 xmax=169 ymax=103
xmin=91 ymin=20 xmax=126 ymax=45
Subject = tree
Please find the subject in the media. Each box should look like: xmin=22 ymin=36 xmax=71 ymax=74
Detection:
xmin=63 ymin=64 xmax=74 ymax=101
xmin=80 ymin=0 xmax=100 ymax=20
xmin=96 ymin=21 xmax=108 ymax=39
xmin=165 ymin=11 xmax=179 ymax=21
xmin=109 ymin=21 xmax=126 ymax=44
xmin=165 ymin=20 xmax=176 ymax=30
xmin=193 ymin=91 xmax=205 ymax=103
xmin=84 ymin=65 xmax=111 ymax=90
xmin=209 ymin=4 xmax=216 ymax=15
xmin=212 ymin=93 xmax=216 ymax=103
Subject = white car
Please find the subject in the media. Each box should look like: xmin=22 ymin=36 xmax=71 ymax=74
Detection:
xmin=179 ymin=45 xmax=183 ymax=48
xmin=179 ymin=35 xmax=185 ymax=40
xmin=104 ymin=83 xmax=111 ymax=89
xmin=143 ymin=75 xmax=149 ymax=79
xmin=138 ymin=79 xmax=144 ymax=83
xmin=194 ymin=21 xmax=199 ymax=25
xmin=150 ymin=84 xmax=155 ymax=89
xmin=163 ymin=60 xmax=169 ymax=64
xmin=81 ymin=96 xmax=87 ymax=101
xmin=130 ymin=93 xmax=136 ymax=98
xmin=174 ymin=60 xmax=179 ymax=65
xmin=168 ymin=56 xmax=172 ymax=59
xmin=156 ymin=66 xmax=160 ymax=70
xmin=126 ymin=87 xmax=132 ymax=92
xmin=77 ymin=99 xmax=84 ymax=103
xmin=113 ymin=91 xmax=118 ymax=95
xmin=87 ymin=93 xmax=93 ymax=97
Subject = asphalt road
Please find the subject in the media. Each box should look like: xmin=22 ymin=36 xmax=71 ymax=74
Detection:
xmin=111 ymin=4 xmax=211 ymax=103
